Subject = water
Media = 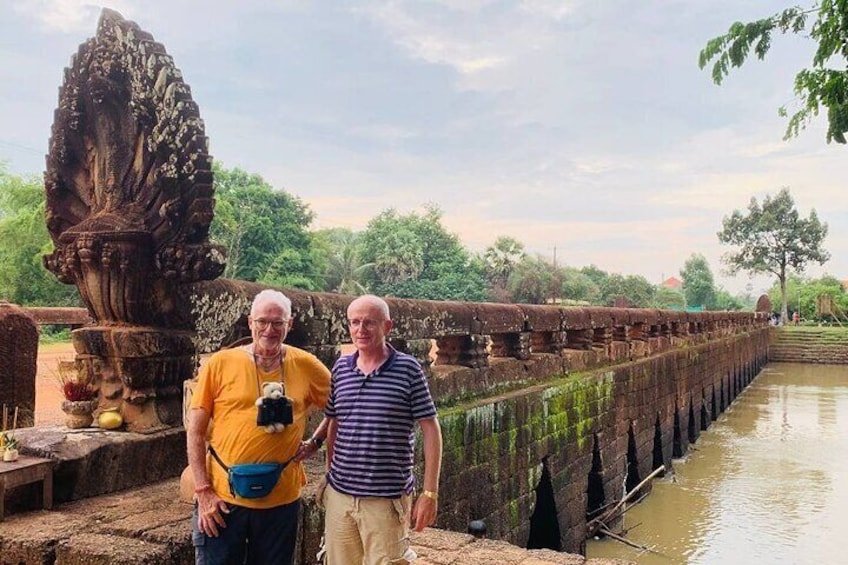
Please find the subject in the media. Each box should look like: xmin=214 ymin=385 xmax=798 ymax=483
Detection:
xmin=586 ymin=362 xmax=848 ymax=565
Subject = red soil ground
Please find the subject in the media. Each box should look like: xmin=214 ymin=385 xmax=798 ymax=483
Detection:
xmin=35 ymin=342 xmax=76 ymax=426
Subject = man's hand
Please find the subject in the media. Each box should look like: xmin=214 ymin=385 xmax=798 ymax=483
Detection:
xmin=411 ymin=493 xmax=437 ymax=532
xmin=196 ymin=489 xmax=230 ymax=537
xmin=295 ymin=438 xmax=320 ymax=461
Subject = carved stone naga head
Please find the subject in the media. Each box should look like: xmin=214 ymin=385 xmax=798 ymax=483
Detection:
xmin=43 ymin=8 xmax=226 ymax=327
xmin=41 ymin=9 xmax=228 ymax=430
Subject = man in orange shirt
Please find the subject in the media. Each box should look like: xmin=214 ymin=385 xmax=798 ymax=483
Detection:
xmin=187 ymin=289 xmax=330 ymax=565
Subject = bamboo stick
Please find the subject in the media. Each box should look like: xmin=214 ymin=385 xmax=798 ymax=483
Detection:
xmin=587 ymin=465 xmax=665 ymax=537
xmin=598 ymin=527 xmax=649 ymax=551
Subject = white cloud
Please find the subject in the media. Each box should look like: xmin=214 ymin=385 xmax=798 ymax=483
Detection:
xmin=11 ymin=0 xmax=133 ymax=33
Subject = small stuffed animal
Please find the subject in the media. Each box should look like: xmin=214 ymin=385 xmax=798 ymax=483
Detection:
xmin=256 ymin=382 xmax=287 ymax=433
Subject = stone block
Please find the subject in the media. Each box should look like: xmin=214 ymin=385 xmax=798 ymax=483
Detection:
xmin=54 ymin=532 xmax=174 ymax=564
xmin=15 ymin=426 xmax=186 ymax=504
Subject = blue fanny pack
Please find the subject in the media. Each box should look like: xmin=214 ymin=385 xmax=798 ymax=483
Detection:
xmin=209 ymin=447 xmax=294 ymax=499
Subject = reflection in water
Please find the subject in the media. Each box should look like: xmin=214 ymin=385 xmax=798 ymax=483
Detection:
xmin=586 ymin=363 xmax=848 ymax=565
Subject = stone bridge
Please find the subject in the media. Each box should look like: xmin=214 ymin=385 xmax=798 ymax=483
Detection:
xmin=2 ymin=287 xmax=769 ymax=560
xmin=0 ymin=9 xmax=770 ymax=563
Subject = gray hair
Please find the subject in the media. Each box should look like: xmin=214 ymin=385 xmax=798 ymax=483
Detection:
xmin=251 ymin=289 xmax=292 ymax=319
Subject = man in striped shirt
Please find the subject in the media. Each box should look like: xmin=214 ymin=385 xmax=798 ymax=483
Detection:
xmin=323 ymin=295 xmax=443 ymax=565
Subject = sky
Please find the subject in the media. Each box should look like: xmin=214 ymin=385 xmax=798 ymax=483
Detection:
xmin=2 ymin=0 xmax=846 ymax=297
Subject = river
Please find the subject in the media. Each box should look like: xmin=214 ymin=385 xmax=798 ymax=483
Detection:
xmin=586 ymin=362 xmax=848 ymax=565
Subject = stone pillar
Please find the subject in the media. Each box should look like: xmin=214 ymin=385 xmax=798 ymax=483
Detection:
xmin=0 ymin=302 xmax=37 ymax=428
xmin=390 ymin=338 xmax=433 ymax=373
xmin=435 ymin=334 xmax=489 ymax=368
xmin=490 ymin=332 xmax=530 ymax=360
xmin=73 ymin=327 xmax=197 ymax=431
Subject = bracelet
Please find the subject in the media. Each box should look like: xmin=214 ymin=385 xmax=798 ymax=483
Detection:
xmin=194 ymin=484 xmax=213 ymax=494
xmin=421 ymin=490 xmax=438 ymax=501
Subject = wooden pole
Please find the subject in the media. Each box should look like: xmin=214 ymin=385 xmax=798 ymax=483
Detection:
xmin=587 ymin=465 xmax=665 ymax=537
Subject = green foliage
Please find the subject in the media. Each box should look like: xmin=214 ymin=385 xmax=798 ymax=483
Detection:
xmin=507 ymin=255 xmax=561 ymax=304
xmin=0 ymin=166 xmax=80 ymax=306
xmin=311 ymin=228 xmax=372 ymax=295
xmin=483 ymin=236 xmax=525 ymax=292
xmin=652 ymin=286 xmax=686 ymax=310
xmin=359 ymin=205 xmax=486 ymax=301
xmin=768 ymin=273 xmax=848 ymax=319
xmin=599 ymin=273 xmax=656 ymax=307
xmin=718 ymin=187 xmax=829 ymax=320
xmin=680 ymin=253 xmax=718 ymax=309
xmin=39 ymin=325 xmax=72 ymax=344
xmin=560 ymin=266 xmax=601 ymax=303
xmin=714 ymin=288 xmax=746 ymax=311
xmin=209 ymin=163 xmax=320 ymax=289
xmin=699 ymin=2 xmax=848 ymax=143
xmin=580 ymin=265 xmax=610 ymax=290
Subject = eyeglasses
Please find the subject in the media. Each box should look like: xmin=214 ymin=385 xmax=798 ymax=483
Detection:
xmin=253 ymin=319 xmax=288 ymax=330
xmin=348 ymin=318 xmax=381 ymax=330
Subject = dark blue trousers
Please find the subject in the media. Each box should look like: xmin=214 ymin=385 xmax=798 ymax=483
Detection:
xmin=192 ymin=499 xmax=300 ymax=565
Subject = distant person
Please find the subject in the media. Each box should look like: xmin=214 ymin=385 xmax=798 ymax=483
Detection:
xmin=187 ymin=289 xmax=330 ymax=565
xmin=793 ymin=311 xmax=800 ymax=325
xmin=322 ymin=295 xmax=443 ymax=565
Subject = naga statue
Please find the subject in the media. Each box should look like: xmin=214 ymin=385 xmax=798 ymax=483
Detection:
xmin=43 ymin=9 xmax=226 ymax=431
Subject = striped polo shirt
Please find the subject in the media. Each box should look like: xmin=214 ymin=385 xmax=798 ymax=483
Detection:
xmin=325 ymin=345 xmax=437 ymax=498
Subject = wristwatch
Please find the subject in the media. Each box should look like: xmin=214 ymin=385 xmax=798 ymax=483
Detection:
xmin=422 ymin=490 xmax=438 ymax=501
xmin=311 ymin=436 xmax=324 ymax=449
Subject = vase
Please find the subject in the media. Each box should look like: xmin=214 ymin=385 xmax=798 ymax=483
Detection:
xmin=3 ymin=448 xmax=18 ymax=462
xmin=62 ymin=399 xmax=99 ymax=429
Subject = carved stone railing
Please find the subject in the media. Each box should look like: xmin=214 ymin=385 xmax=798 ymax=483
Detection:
xmin=179 ymin=280 xmax=768 ymax=409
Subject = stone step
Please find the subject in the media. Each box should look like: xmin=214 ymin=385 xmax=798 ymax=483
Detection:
xmin=0 ymin=476 xmax=618 ymax=565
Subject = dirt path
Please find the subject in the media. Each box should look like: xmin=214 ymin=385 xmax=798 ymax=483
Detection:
xmin=35 ymin=342 xmax=76 ymax=426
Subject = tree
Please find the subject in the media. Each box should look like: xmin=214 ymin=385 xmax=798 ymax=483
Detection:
xmin=718 ymin=188 xmax=829 ymax=322
xmin=0 ymin=166 xmax=80 ymax=306
xmin=768 ymin=273 xmax=848 ymax=320
xmin=680 ymin=253 xmax=718 ymax=309
xmin=358 ymin=205 xmax=486 ymax=301
xmin=210 ymin=164 xmax=321 ymax=289
xmin=311 ymin=228 xmax=373 ymax=295
xmin=599 ymin=274 xmax=656 ymax=308
xmin=699 ymin=2 xmax=848 ymax=143
xmin=483 ymin=236 xmax=526 ymax=293
xmin=652 ymin=286 xmax=686 ymax=310
xmin=714 ymin=289 xmax=745 ymax=311
xmin=560 ymin=266 xmax=600 ymax=304
xmin=507 ymin=255 xmax=561 ymax=305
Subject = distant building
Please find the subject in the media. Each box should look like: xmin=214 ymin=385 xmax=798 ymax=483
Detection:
xmin=661 ymin=276 xmax=683 ymax=290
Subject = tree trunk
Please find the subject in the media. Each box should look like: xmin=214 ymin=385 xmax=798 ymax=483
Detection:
xmin=779 ymin=274 xmax=788 ymax=325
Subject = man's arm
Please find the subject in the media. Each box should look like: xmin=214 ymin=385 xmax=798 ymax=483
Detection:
xmin=187 ymin=408 xmax=229 ymax=537
xmin=412 ymin=416 xmax=443 ymax=532
xmin=295 ymin=415 xmax=331 ymax=461
xmin=325 ymin=417 xmax=338 ymax=471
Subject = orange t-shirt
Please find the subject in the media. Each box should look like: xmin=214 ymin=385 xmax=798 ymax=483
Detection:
xmin=190 ymin=345 xmax=330 ymax=508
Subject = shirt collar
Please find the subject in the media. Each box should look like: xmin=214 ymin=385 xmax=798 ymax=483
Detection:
xmin=348 ymin=343 xmax=397 ymax=376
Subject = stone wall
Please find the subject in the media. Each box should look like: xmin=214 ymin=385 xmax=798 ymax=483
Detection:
xmin=0 ymin=301 xmax=38 ymax=428
xmin=429 ymin=329 xmax=769 ymax=553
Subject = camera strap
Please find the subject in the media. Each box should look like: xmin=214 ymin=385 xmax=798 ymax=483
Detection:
xmin=252 ymin=349 xmax=286 ymax=397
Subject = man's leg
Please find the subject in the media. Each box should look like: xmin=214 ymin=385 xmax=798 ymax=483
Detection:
xmin=358 ymin=494 xmax=412 ymax=565
xmin=245 ymin=499 xmax=300 ymax=565
xmin=324 ymin=484 xmax=364 ymax=565
xmin=192 ymin=503 xmax=248 ymax=565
